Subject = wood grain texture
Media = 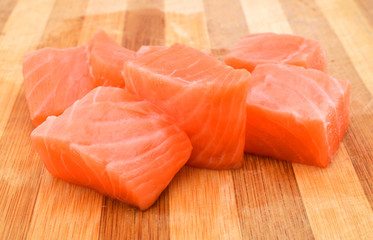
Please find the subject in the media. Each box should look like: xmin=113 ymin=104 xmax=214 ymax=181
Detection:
xmin=122 ymin=0 xmax=165 ymax=51
xmin=36 ymin=0 xmax=89 ymax=48
xmin=203 ymin=0 xmax=248 ymax=58
xmin=99 ymin=192 xmax=170 ymax=240
xmin=313 ymin=0 xmax=373 ymax=209
xmin=0 ymin=0 xmax=17 ymax=32
xmin=80 ymin=0 xmax=128 ymax=44
xmin=356 ymin=0 xmax=373 ymax=30
xmin=316 ymin=0 xmax=373 ymax=94
xmin=25 ymin=1 xmax=104 ymax=239
xmin=232 ymin=157 xmax=314 ymax=239
xmin=169 ymin=168 xmax=242 ymax=240
xmin=0 ymin=89 xmax=44 ymax=239
xmin=205 ymin=1 xmax=314 ymax=239
xmin=242 ymin=1 xmax=373 ymax=238
xmin=0 ymin=0 xmax=372 ymax=239
xmin=165 ymin=2 xmax=241 ymax=239
xmin=165 ymin=0 xmax=210 ymax=49
xmin=0 ymin=0 xmax=56 ymax=239
xmin=279 ymin=0 xmax=373 ymax=212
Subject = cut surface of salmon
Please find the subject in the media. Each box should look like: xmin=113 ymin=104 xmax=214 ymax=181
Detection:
xmin=136 ymin=45 xmax=167 ymax=57
xmin=23 ymin=46 xmax=95 ymax=126
xmin=245 ymin=64 xmax=350 ymax=167
xmin=88 ymin=30 xmax=136 ymax=87
xmin=124 ymin=44 xmax=250 ymax=169
xmin=31 ymin=87 xmax=192 ymax=210
xmin=136 ymin=45 xmax=212 ymax=57
xmin=225 ymin=33 xmax=327 ymax=73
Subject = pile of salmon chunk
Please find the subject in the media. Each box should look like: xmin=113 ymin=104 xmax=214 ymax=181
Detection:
xmin=24 ymin=30 xmax=350 ymax=210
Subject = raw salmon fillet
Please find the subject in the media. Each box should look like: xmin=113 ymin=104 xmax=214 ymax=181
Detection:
xmin=225 ymin=33 xmax=327 ymax=73
xmin=31 ymin=87 xmax=192 ymax=210
xmin=23 ymin=46 xmax=95 ymax=126
xmin=23 ymin=30 xmax=136 ymax=126
xmin=136 ymin=45 xmax=212 ymax=57
xmin=124 ymin=44 xmax=251 ymax=169
xmin=88 ymin=30 xmax=136 ymax=87
xmin=136 ymin=45 xmax=167 ymax=57
xmin=245 ymin=64 xmax=350 ymax=167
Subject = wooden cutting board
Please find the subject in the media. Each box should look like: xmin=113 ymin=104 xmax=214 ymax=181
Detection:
xmin=1 ymin=0 xmax=372 ymax=239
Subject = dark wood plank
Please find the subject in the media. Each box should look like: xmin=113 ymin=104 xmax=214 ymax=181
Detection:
xmin=203 ymin=0 xmax=249 ymax=59
xmin=99 ymin=191 xmax=170 ymax=240
xmin=279 ymin=0 xmax=373 ymax=208
xmin=232 ymin=156 xmax=315 ymax=239
xmin=99 ymin=1 xmax=170 ymax=239
xmin=202 ymin=0 xmax=314 ymax=238
xmin=122 ymin=0 xmax=165 ymax=51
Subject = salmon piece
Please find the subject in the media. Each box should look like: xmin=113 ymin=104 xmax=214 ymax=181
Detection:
xmin=136 ymin=45 xmax=212 ymax=57
xmin=245 ymin=64 xmax=350 ymax=167
xmin=225 ymin=33 xmax=327 ymax=73
xmin=88 ymin=30 xmax=136 ymax=87
xmin=31 ymin=87 xmax=192 ymax=210
xmin=124 ymin=44 xmax=250 ymax=169
xmin=23 ymin=46 xmax=95 ymax=126
xmin=136 ymin=46 xmax=167 ymax=57
xmin=23 ymin=30 xmax=136 ymax=126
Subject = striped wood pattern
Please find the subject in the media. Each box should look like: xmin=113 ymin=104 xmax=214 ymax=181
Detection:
xmin=0 ymin=0 xmax=372 ymax=239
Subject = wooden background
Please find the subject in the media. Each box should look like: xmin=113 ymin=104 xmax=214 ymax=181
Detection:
xmin=1 ymin=0 xmax=373 ymax=239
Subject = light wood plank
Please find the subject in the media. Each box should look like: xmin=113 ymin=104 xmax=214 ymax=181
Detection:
xmin=26 ymin=176 xmax=103 ymax=240
xmin=355 ymin=0 xmax=373 ymax=37
xmin=241 ymin=0 xmax=373 ymax=238
xmin=0 ymin=82 xmax=21 ymax=136
xmin=169 ymin=168 xmax=242 ymax=240
xmin=165 ymin=1 xmax=241 ymax=239
xmin=240 ymin=0 xmax=292 ymax=34
xmin=0 ymin=0 xmax=54 ymax=54
xmin=165 ymin=0 xmax=205 ymax=14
